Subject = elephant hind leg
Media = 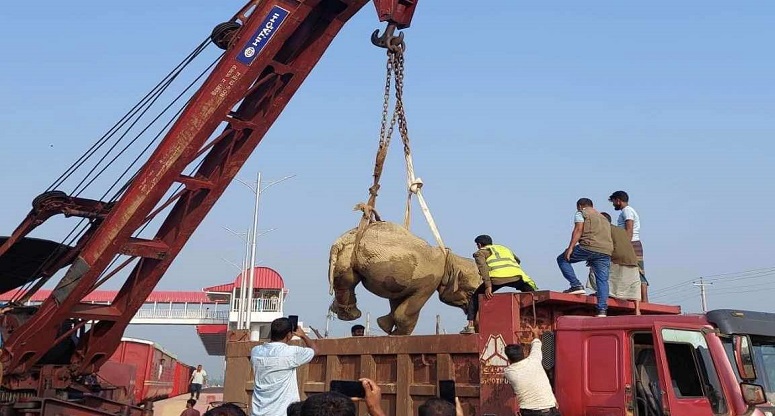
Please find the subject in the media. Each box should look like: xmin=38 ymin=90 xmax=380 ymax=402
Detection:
xmin=329 ymin=269 xmax=362 ymax=321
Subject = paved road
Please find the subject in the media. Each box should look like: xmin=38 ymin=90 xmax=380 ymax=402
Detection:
xmin=152 ymin=387 xmax=225 ymax=416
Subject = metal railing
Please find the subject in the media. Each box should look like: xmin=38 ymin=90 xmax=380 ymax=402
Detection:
xmin=134 ymin=309 xmax=229 ymax=320
xmin=231 ymin=298 xmax=281 ymax=313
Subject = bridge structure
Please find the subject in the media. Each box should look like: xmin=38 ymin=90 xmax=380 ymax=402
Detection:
xmin=0 ymin=266 xmax=287 ymax=356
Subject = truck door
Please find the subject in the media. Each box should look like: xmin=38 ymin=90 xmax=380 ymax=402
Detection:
xmin=653 ymin=323 xmax=729 ymax=416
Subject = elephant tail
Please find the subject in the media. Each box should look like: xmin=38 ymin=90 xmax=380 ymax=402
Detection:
xmin=328 ymin=243 xmax=341 ymax=296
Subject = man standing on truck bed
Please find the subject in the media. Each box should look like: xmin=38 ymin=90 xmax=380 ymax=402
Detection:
xmin=461 ymin=235 xmax=537 ymax=334
xmin=504 ymin=324 xmax=560 ymax=416
xmin=251 ymin=317 xmax=317 ymax=416
xmin=587 ymin=212 xmax=642 ymax=315
xmin=609 ymin=190 xmax=648 ymax=302
xmin=557 ymin=198 xmax=613 ymax=317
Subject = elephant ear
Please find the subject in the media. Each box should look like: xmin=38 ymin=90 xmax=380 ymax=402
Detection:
xmin=440 ymin=250 xmax=459 ymax=291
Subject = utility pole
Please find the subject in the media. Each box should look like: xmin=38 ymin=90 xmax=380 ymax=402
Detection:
xmin=693 ymin=277 xmax=713 ymax=313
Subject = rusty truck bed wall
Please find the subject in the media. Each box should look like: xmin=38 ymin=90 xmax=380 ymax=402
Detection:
xmin=223 ymin=292 xmax=682 ymax=415
xmin=224 ymin=334 xmax=480 ymax=416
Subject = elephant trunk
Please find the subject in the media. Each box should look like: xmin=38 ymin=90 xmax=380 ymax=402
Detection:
xmin=328 ymin=243 xmax=341 ymax=296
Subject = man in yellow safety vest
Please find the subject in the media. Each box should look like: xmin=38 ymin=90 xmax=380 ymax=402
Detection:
xmin=461 ymin=235 xmax=538 ymax=334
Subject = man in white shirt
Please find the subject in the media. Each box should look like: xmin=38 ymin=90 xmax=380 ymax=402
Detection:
xmin=504 ymin=325 xmax=560 ymax=416
xmin=609 ymin=190 xmax=648 ymax=302
xmin=251 ymin=317 xmax=317 ymax=416
xmin=189 ymin=365 xmax=207 ymax=400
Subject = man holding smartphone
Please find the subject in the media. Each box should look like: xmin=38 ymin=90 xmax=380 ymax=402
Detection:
xmin=251 ymin=317 xmax=318 ymax=416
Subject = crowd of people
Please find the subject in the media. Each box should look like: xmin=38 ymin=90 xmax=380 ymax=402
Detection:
xmin=283 ymin=383 xmax=465 ymax=416
xmin=462 ymin=189 xmax=646 ymax=332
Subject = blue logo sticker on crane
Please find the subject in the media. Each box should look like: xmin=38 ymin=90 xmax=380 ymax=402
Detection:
xmin=236 ymin=5 xmax=290 ymax=66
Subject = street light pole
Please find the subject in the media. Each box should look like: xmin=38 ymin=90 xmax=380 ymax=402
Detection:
xmin=246 ymin=171 xmax=261 ymax=335
xmin=236 ymin=172 xmax=295 ymax=339
xmin=222 ymin=226 xmax=250 ymax=330
xmin=240 ymin=226 xmax=250 ymax=329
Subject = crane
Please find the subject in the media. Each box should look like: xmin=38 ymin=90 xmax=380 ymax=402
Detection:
xmin=0 ymin=0 xmax=417 ymax=414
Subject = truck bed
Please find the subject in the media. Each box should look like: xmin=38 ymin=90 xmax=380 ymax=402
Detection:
xmin=223 ymin=291 xmax=681 ymax=416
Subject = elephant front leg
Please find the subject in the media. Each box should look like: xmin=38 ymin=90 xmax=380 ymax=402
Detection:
xmin=329 ymin=270 xmax=363 ymax=321
xmin=377 ymin=299 xmax=400 ymax=334
xmin=390 ymin=289 xmax=435 ymax=336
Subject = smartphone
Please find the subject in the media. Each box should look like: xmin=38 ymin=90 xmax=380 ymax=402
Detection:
xmin=330 ymin=380 xmax=366 ymax=398
xmin=288 ymin=315 xmax=299 ymax=332
xmin=439 ymin=380 xmax=455 ymax=404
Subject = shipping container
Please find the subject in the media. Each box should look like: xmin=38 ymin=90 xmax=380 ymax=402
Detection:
xmin=105 ymin=337 xmax=190 ymax=403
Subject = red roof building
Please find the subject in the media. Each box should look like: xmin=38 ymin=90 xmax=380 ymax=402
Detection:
xmin=198 ymin=266 xmax=288 ymax=355
xmin=0 ymin=266 xmax=289 ymax=357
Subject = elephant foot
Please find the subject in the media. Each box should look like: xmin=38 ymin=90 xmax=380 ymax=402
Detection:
xmin=390 ymin=328 xmax=411 ymax=336
xmin=329 ymin=302 xmax=362 ymax=321
xmin=377 ymin=315 xmax=395 ymax=334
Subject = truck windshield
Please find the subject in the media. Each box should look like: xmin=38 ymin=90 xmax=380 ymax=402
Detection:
xmin=722 ymin=336 xmax=775 ymax=404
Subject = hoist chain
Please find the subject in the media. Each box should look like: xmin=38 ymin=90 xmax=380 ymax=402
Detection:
xmin=349 ymin=47 xmax=408 ymax=272
xmin=391 ymin=49 xmax=411 ymax=160
xmin=359 ymin=46 xmax=406 ymax=221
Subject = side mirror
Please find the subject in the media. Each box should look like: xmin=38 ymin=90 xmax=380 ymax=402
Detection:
xmin=734 ymin=335 xmax=758 ymax=381
xmin=740 ymin=382 xmax=767 ymax=406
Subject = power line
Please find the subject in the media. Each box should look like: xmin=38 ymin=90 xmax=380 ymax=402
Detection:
xmin=712 ymin=270 xmax=775 ymax=284
xmin=704 ymin=267 xmax=775 ymax=282
xmin=708 ymin=284 xmax=775 ymax=296
xmin=650 ymin=285 xmax=697 ymax=300
xmin=650 ymin=266 xmax=775 ymax=298
xmin=649 ymin=278 xmax=698 ymax=296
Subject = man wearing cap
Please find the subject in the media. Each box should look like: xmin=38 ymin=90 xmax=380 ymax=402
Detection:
xmin=461 ymin=235 xmax=537 ymax=334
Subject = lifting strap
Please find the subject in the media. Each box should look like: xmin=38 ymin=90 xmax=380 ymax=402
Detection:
xmin=350 ymin=43 xmax=445 ymax=272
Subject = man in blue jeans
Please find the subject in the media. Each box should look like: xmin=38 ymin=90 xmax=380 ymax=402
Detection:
xmin=558 ymin=198 xmax=613 ymax=316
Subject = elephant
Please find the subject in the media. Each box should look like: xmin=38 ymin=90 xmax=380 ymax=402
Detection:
xmin=327 ymin=221 xmax=482 ymax=335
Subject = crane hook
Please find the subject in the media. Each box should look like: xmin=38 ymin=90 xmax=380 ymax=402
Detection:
xmin=371 ymin=23 xmax=406 ymax=52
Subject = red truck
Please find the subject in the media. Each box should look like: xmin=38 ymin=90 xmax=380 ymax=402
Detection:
xmin=478 ymin=292 xmax=774 ymax=416
xmin=224 ymin=291 xmax=775 ymax=416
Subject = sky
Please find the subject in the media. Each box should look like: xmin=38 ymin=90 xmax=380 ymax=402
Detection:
xmin=1 ymin=1 xmax=773 ymax=377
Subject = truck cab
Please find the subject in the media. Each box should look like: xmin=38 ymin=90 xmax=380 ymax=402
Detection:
xmin=554 ymin=309 xmax=775 ymax=416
